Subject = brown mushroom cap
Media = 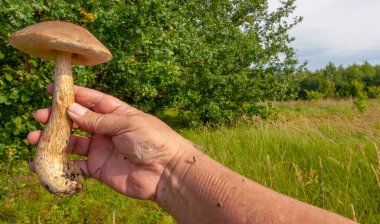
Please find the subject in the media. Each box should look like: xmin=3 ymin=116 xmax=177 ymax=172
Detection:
xmin=9 ymin=21 xmax=112 ymax=66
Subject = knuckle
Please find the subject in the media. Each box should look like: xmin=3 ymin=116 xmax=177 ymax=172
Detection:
xmin=91 ymin=114 xmax=106 ymax=131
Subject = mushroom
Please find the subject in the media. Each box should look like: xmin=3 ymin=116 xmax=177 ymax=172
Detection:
xmin=9 ymin=21 xmax=112 ymax=196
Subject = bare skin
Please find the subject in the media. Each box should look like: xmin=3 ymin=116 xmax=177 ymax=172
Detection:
xmin=28 ymin=85 xmax=356 ymax=224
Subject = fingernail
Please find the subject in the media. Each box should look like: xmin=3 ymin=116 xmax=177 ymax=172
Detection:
xmin=68 ymin=103 xmax=88 ymax=117
xmin=73 ymin=122 xmax=79 ymax=129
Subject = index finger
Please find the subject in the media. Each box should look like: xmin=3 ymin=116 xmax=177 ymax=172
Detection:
xmin=47 ymin=84 xmax=139 ymax=115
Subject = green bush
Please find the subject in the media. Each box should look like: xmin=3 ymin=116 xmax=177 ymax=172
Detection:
xmin=305 ymin=90 xmax=324 ymax=100
xmin=353 ymin=92 xmax=367 ymax=113
xmin=367 ymin=86 xmax=380 ymax=98
xmin=318 ymin=79 xmax=335 ymax=98
xmin=0 ymin=63 xmax=50 ymax=161
xmin=350 ymin=80 xmax=365 ymax=97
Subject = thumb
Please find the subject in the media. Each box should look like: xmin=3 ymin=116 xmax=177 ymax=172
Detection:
xmin=68 ymin=103 xmax=121 ymax=135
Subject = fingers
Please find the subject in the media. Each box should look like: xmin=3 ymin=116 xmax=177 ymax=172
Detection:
xmin=66 ymin=135 xmax=92 ymax=156
xmin=34 ymin=108 xmax=51 ymax=124
xmin=27 ymin=130 xmax=43 ymax=145
xmin=68 ymin=103 xmax=126 ymax=136
xmin=47 ymin=84 xmax=139 ymax=115
xmin=67 ymin=103 xmax=127 ymax=136
xmin=27 ymin=130 xmax=91 ymax=157
xmin=34 ymin=108 xmax=83 ymax=129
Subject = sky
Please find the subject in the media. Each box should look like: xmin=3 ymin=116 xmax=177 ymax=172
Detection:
xmin=268 ymin=0 xmax=380 ymax=71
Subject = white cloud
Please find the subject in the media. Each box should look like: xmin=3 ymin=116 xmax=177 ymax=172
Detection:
xmin=268 ymin=0 xmax=380 ymax=70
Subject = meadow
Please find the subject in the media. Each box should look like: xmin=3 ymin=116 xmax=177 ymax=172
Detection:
xmin=0 ymin=99 xmax=379 ymax=224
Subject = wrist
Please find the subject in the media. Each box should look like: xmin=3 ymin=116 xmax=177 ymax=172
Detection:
xmin=154 ymin=141 xmax=202 ymax=216
xmin=155 ymin=141 xmax=242 ymax=223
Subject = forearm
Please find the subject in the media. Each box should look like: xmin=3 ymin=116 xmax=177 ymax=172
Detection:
xmin=155 ymin=143 xmax=355 ymax=224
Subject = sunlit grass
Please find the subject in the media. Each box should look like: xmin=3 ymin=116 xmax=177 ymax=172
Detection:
xmin=181 ymin=99 xmax=380 ymax=223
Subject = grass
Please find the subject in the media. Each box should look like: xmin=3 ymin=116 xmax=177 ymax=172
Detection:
xmin=1 ymin=99 xmax=380 ymax=223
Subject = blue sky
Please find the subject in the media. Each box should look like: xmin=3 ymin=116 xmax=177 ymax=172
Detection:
xmin=268 ymin=0 xmax=380 ymax=71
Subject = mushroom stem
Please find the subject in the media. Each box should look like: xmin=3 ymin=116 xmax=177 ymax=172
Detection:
xmin=34 ymin=51 xmax=83 ymax=196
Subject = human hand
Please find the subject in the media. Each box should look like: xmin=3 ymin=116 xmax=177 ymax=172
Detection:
xmin=27 ymin=84 xmax=190 ymax=200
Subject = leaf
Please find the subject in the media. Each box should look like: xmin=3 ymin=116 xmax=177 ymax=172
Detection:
xmin=9 ymin=89 xmax=19 ymax=100
xmin=21 ymin=94 xmax=31 ymax=103
xmin=13 ymin=117 xmax=23 ymax=126
xmin=5 ymin=74 xmax=13 ymax=82
xmin=29 ymin=59 xmax=38 ymax=67
xmin=13 ymin=129 xmax=20 ymax=135
xmin=0 ymin=94 xmax=7 ymax=104
xmin=4 ymin=121 xmax=13 ymax=130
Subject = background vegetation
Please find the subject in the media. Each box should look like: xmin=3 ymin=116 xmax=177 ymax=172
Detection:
xmin=295 ymin=62 xmax=380 ymax=100
xmin=1 ymin=0 xmax=379 ymax=223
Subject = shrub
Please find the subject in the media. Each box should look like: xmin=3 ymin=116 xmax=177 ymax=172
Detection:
xmin=306 ymin=90 xmax=324 ymax=100
xmin=0 ymin=64 xmax=49 ymax=161
xmin=367 ymin=86 xmax=380 ymax=98
xmin=318 ymin=79 xmax=335 ymax=98
xmin=353 ymin=92 xmax=367 ymax=113
xmin=350 ymin=80 xmax=365 ymax=97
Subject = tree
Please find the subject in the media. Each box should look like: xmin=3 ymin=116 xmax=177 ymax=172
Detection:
xmin=323 ymin=62 xmax=337 ymax=79
xmin=1 ymin=0 xmax=302 ymax=158
xmin=297 ymin=70 xmax=322 ymax=99
xmin=318 ymin=79 xmax=335 ymax=98
xmin=295 ymin=62 xmax=380 ymax=99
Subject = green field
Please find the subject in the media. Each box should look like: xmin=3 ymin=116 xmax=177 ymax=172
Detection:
xmin=1 ymin=99 xmax=379 ymax=223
